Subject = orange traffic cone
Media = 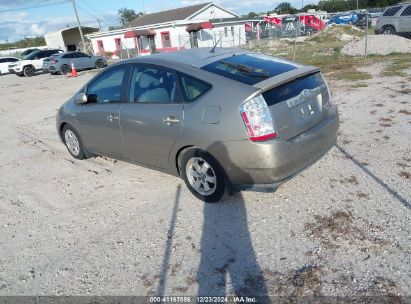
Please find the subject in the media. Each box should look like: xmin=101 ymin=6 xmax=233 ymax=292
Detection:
xmin=71 ymin=62 xmax=77 ymax=77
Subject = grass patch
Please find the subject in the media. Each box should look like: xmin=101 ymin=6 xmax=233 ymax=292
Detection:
xmin=332 ymin=71 xmax=372 ymax=81
xmin=381 ymin=57 xmax=411 ymax=77
xmin=352 ymin=82 xmax=368 ymax=88
xmin=253 ymin=33 xmax=411 ymax=82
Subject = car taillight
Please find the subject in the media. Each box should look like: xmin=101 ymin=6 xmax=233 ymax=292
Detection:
xmin=240 ymin=94 xmax=277 ymax=142
xmin=51 ymin=59 xmax=58 ymax=64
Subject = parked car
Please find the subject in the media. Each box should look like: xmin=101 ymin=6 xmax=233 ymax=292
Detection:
xmin=8 ymin=49 xmax=63 ymax=77
xmin=0 ymin=57 xmax=19 ymax=75
xmin=56 ymin=48 xmax=339 ymax=203
xmin=368 ymin=7 xmax=385 ymax=18
xmin=354 ymin=12 xmax=372 ymax=29
xmin=375 ymin=2 xmax=411 ymax=35
xmin=43 ymin=51 xmax=106 ymax=75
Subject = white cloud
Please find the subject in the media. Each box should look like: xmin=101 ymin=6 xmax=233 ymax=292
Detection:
xmin=0 ymin=12 xmax=117 ymax=43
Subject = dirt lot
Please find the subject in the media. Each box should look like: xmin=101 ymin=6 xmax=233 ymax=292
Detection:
xmin=0 ymin=63 xmax=410 ymax=300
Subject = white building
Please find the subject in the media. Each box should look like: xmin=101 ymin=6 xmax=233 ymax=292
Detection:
xmin=44 ymin=26 xmax=99 ymax=51
xmin=86 ymin=2 xmax=248 ymax=57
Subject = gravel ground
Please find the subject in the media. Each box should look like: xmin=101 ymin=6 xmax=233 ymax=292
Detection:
xmin=0 ymin=65 xmax=410 ymax=300
xmin=342 ymin=34 xmax=411 ymax=56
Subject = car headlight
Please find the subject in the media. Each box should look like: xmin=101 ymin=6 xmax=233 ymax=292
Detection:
xmin=14 ymin=62 xmax=22 ymax=66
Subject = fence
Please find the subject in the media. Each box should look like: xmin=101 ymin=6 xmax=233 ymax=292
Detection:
xmin=243 ymin=9 xmax=411 ymax=60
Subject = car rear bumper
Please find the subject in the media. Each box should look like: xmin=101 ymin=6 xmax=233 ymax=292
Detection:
xmin=209 ymin=105 xmax=339 ymax=191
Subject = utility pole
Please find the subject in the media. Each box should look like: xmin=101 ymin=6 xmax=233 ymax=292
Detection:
xmin=71 ymin=0 xmax=86 ymax=51
xmin=97 ymin=18 xmax=102 ymax=31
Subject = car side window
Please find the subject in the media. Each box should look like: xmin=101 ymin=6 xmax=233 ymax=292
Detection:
xmin=129 ymin=65 xmax=179 ymax=103
xmin=178 ymin=73 xmax=211 ymax=102
xmin=383 ymin=6 xmax=402 ymax=16
xmin=400 ymin=5 xmax=411 ymax=16
xmin=62 ymin=54 xmax=72 ymax=59
xmin=87 ymin=66 xmax=126 ymax=104
xmin=77 ymin=52 xmax=88 ymax=58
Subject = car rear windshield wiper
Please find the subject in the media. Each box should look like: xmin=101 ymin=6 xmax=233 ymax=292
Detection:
xmin=219 ymin=60 xmax=270 ymax=77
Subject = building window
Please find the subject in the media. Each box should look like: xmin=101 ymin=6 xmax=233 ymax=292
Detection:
xmin=161 ymin=32 xmax=171 ymax=48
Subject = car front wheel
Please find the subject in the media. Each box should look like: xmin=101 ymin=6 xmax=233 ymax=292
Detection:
xmin=23 ymin=66 xmax=35 ymax=77
xmin=60 ymin=64 xmax=70 ymax=75
xmin=62 ymin=125 xmax=86 ymax=160
xmin=181 ymin=149 xmax=226 ymax=203
xmin=383 ymin=26 xmax=396 ymax=35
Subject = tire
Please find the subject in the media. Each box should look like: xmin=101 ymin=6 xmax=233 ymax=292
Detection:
xmin=23 ymin=66 xmax=35 ymax=77
xmin=95 ymin=59 xmax=104 ymax=69
xmin=383 ymin=26 xmax=396 ymax=35
xmin=61 ymin=125 xmax=86 ymax=160
xmin=60 ymin=64 xmax=70 ymax=75
xmin=181 ymin=149 xmax=226 ymax=203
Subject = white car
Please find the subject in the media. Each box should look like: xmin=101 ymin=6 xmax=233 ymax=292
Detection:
xmin=0 ymin=57 xmax=20 ymax=75
xmin=8 ymin=49 xmax=62 ymax=77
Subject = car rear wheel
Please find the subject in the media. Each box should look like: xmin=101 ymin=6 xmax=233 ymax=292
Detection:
xmin=23 ymin=66 xmax=35 ymax=77
xmin=181 ymin=149 xmax=226 ymax=203
xmin=60 ymin=64 xmax=70 ymax=75
xmin=62 ymin=125 xmax=86 ymax=160
xmin=383 ymin=26 xmax=396 ymax=35
xmin=95 ymin=59 xmax=104 ymax=69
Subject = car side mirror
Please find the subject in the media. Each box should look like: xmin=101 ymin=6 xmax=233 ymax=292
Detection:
xmin=75 ymin=93 xmax=88 ymax=104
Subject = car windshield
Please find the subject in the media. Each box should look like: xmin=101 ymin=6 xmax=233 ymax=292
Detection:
xmin=201 ymin=53 xmax=297 ymax=85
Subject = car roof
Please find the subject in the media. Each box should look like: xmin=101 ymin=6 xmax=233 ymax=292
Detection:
xmin=132 ymin=48 xmax=243 ymax=68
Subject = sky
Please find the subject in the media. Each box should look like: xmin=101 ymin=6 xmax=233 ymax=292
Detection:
xmin=0 ymin=0 xmax=314 ymax=43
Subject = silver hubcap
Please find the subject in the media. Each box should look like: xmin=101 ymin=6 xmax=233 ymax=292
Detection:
xmin=186 ymin=157 xmax=217 ymax=196
xmin=64 ymin=130 xmax=80 ymax=156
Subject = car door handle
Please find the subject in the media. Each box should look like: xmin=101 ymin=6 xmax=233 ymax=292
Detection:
xmin=163 ymin=116 xmax=180 ymax=125
xmin=107 ymin=113 xmax=119 ymax=122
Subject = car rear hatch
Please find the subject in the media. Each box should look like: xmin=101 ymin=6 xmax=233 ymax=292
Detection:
xmin=201 ymin=53 xmax=330 ymax=141
xmin=254 ymin=66 xmax=330 ymax=140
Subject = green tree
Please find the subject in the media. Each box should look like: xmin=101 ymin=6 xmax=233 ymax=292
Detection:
xmin=302 ymin=4 xmax=319 ymax=11
xmin=275 ymin=2 xmax=298 ymax=14
xmin=242 ymin=11 xmax=259 ymax=19
xmin=118 ymin=8 xmax=143 ymax=27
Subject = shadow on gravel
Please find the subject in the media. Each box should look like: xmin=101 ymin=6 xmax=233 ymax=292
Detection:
xmin=335 ymin=144 xmax=410 ymax=210
xmin=196 ymin=193 xmax=270 ymax=302
xmin=156 ymin=184 xmax=181 ymax=297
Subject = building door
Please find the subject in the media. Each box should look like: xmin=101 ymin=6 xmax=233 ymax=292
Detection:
xmin=97 ymin=40 xmax=105 ymax=55
xmin=189 ymin=31 xmax=199 ymax=48
xmin=148 ymin=35 xmax=156 ymax=54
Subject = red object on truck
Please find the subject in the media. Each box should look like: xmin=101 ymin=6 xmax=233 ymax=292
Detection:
xmin=299 ymin=15 xmax=326 ymax=32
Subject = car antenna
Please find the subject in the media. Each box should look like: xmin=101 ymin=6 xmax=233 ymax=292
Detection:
xmin=210 ymin=33 xmax=224 ymax=53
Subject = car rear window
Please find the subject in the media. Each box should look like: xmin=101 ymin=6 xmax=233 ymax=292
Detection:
xmin=262 ymin=72 xmax=325 ymax=107
xmin=201 ymin=53 xmax=297 ymax=85
xmin=383 ymin=6 xmax=402 ymax=16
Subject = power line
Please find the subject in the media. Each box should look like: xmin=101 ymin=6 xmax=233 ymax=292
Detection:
xmin=0 ymin=0 xmax=69 ymax=13
xmin=76 ymin=1 xmax=113 ymax=28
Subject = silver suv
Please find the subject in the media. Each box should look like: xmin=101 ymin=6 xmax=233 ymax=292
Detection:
xmin=375 ymin=2 xmax=411 ymax=36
